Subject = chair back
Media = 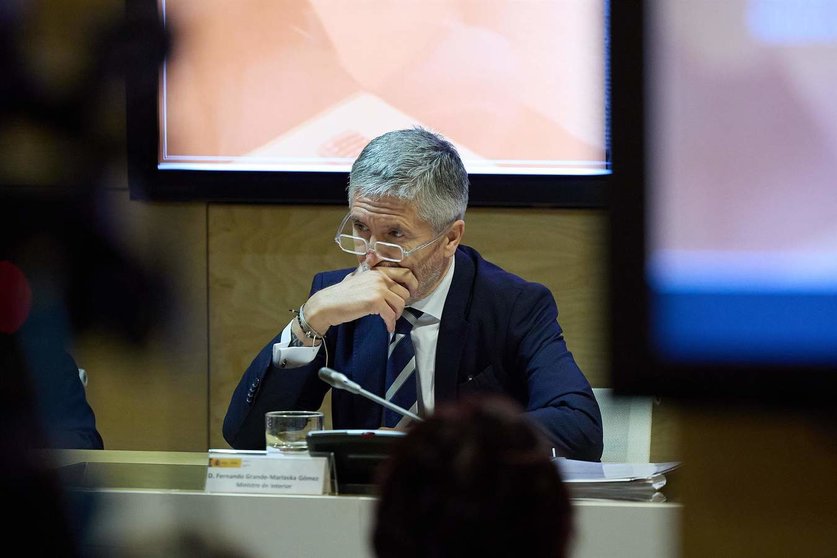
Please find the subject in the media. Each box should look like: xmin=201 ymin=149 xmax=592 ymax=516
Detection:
xmin=593 ymin=388 xmax=653 ymax=463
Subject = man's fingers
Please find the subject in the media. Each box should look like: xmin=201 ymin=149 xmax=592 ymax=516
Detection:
xmin=317 ymin=266 xmax=413 ymax=330
xmin=388 ymin=283 xmax=411 ymax=304
xmin=375 ymin=267 xmax=419 ymax=297
xmin=378 ymin=303 xmax=397 ymax=332
xmin=382 ymin=290 xmax=407 ymax=321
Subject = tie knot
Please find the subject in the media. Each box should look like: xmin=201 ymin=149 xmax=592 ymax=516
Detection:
xmin=395 ymin=308 xmax=422 ymax=334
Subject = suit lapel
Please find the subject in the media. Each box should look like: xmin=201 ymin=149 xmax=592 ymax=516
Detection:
xmin=434 ymin=249 xmax=474 ymax=403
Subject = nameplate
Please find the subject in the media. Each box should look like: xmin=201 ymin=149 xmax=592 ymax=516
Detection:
xmin=205 ymin=449 xmax=332 ymax=495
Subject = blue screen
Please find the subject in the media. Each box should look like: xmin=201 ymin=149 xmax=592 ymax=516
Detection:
xmin=646 ymin=0 xmax=837 ymax=365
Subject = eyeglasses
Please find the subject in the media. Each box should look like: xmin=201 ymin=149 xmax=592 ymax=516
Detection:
xmin=334 ymin=212 xmax=448 ymax=263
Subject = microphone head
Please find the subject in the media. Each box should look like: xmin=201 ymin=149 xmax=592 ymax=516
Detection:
xmin=319 ymin=366 xmax=350 ymax=388
xmin=318 ymin=367 xmax=360 ymax=394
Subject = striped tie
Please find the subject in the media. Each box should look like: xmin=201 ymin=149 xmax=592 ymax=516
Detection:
xmin=383 ymin=307 xmax=423 ymax=428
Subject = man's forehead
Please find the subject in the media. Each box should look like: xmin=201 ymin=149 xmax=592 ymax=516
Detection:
xmin=349 ymin=196 xmax=427 ymax=227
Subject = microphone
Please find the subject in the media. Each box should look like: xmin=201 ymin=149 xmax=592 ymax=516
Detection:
xmin=318 ymin=367 xmax=423 ymax=422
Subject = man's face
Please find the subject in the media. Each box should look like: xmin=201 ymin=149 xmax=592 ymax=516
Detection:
xmin=349 ymin=195 xmax=452 ymax=303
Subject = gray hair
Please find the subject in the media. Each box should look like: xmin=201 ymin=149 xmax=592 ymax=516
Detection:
xmin=347 ymin=127 xmax=469 ymax=232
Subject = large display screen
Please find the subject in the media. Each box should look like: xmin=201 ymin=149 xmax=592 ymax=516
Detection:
xmin=127 ymin=0 xmax=611 ymax=204
xmin=647 ymin=0 xmax=837 ymax=365
xmin=160 ymin=0 xmax=608 ymax=175
xmin=608 ymin=0 xmax=836 ymax=402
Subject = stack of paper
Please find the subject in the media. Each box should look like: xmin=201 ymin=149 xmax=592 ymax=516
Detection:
xmin=554 ymin=459 xmax=681 ymax=502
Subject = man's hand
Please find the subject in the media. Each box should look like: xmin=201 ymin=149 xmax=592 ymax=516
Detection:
xmin=303 ymin=266 xmax=418 ymax=334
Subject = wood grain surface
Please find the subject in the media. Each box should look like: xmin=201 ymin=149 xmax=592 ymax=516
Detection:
xmin=207 ymin=204 xmax=612 ymax=449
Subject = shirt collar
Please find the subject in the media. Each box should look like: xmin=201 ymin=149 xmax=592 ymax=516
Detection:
xmin=408 ymin=256 xmax=455 ymax=322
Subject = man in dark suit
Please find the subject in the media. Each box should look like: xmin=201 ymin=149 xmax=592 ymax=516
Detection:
xmin=223 ymin=127 xmax=603 ymax=461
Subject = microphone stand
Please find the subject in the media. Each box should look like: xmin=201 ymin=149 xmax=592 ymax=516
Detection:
xmin=318 ymin=367 xmax=423 ymax=422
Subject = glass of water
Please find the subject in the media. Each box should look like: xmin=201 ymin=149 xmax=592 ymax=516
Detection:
xmin=265 ymin=410 xmax=324 ymax=453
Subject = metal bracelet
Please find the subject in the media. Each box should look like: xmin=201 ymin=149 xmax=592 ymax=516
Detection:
xmin=295 ymin=304 xmax=325 ymax=340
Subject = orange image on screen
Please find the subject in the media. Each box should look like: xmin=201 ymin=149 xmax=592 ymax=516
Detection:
xmin=161 ymin=0 xmax=608 ymax=174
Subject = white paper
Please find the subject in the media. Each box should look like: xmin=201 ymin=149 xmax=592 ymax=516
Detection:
xmin=555 ymin=458 xmax=681 ymax=482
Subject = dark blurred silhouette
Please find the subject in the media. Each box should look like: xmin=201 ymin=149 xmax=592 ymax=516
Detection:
xmin=1 ymin=0 xmax=170 ymax=555
xmin=372 ymin=394 xmax=574 ymax=558
xmin=23 ymin=344 xmax=104 ymax=450
xmin=0 ymin=334 xmax=87 ymax=556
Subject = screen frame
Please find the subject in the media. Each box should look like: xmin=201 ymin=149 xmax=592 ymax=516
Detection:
xmin=607 ymin=0 xmax=837 ymax=405
xmin=125 ymin=0 xmax=610 ymax=208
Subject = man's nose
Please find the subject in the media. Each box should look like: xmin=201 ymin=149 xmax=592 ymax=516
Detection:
xmin=363 ymin=247 xmax=382 ymax=268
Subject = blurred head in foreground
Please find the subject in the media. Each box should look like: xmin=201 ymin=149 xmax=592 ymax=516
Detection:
xmin=373 ymin=395 xmax=573 ymax=558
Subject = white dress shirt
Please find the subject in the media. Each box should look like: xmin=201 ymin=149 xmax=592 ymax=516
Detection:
xmin=272 ymin=258 xmax=456 ymax=416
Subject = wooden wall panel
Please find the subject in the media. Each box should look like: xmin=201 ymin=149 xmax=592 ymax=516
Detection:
xmin=208 ymin=204 xmax=612 ymax=449
xmin=73 ymin=192 xmax=208 ymax=451
xmin=680 ymin=407 xmax=837 ymax=557
xmin=208 ymin=205 xmax=348 ymax=448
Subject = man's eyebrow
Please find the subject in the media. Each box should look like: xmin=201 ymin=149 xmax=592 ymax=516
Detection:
xmin=351 ymin=214 xmax=411 ymax=231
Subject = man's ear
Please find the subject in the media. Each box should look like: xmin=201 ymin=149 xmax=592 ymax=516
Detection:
xmin=443 ymin=220 xmax=465 ymax=257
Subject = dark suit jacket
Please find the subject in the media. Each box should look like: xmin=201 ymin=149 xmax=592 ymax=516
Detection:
xmin=223 ymin=245 xmax=603 ymax=461
xmin=22 ymin=342 xmax=104 ymax=450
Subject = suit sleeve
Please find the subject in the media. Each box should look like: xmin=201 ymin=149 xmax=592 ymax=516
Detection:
xmin=222 ymin=274 xmax=332 ymax=449
xmin=28 ymin=349 xmax=104 ymax=450
xmin=510 ymin=283 xmax=604 ymax=461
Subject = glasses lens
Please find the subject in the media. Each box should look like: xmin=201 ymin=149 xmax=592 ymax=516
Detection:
xmin=338 ymin=234 xmax=367 ymax=255
xmin=374 ymin=243 xmax=404 ymax=262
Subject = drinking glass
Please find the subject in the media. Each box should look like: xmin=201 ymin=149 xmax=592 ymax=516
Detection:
xmin=265 ymin=410 xmax=324 ymax=453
